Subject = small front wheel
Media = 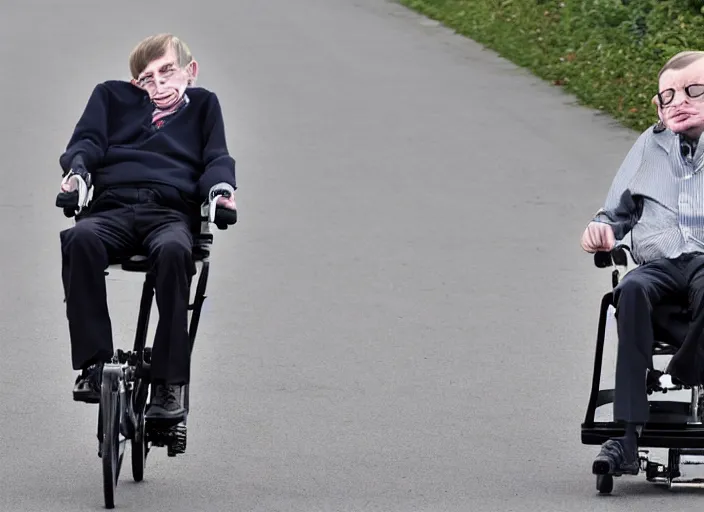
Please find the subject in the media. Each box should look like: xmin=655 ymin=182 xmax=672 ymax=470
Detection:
xmin=596 ymin=474 xmax=613 ymax=494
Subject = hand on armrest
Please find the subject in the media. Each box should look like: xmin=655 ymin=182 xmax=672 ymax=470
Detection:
xmin=581 ymin=220 xmax=634 ymax=269
xmin=55 ymin=164 xmax=92 ymax=218
xmin=581 ymin=221 xmax=616 ymax=253
xmin=593 ymin=242 xmax=632 ymax=268
xmin=206 ymin=182 xmax=237 ymax=230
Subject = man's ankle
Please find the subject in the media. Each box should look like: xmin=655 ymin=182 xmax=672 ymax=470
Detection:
xmin=623 ymin=422 xmax=642 ymax=450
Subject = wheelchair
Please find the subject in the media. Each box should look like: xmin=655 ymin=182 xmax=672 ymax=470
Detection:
xmin=57 ymin=176 xmax=237 ymax=509
xmin=583 ymin=242 xmax=704 ymax=494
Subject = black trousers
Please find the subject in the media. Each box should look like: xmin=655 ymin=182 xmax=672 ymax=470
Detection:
xmin=60 ymin=188 xmax=195 ymax=385
xmin=613 ymin=253 xmax=704 ymax=424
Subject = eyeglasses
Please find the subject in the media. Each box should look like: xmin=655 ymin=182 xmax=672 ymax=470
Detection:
xmin=136 ymin=64 xmax=178 ymax=89
xmin=658 ymin=84 xmax=704 ymax=107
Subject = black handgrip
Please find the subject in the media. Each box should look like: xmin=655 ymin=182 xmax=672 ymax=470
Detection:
xmin=56 ymin=190 xmax=79 ymax=218
xmin=56 ymin=190 xmax=78 ymax=208
xmin=214 ymin=206 xmax=237 ymax=230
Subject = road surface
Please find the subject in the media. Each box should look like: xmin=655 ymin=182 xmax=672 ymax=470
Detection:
xmin=0 ymin=0 xmax=686 ymax=510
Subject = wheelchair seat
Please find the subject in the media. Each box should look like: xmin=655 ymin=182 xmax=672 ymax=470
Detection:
xmin=101 ymin=211 xmax=216 ymax=273
xmin=115 ymin=232 xmax=213 ymax=273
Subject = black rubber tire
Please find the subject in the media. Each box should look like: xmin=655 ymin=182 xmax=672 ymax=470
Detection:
xmin=596 ymin=474 xmax=613 ymax=494
xmin=131 ymin=380 xmax=149 ymax=482
xmin=131 ymin=419 xmax=146 ymax=482
xmin=102 ymin=385 xmax=121 ymax=509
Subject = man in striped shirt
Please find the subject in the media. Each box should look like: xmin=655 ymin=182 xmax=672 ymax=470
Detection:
xmin=581 ymin=50 xmax=704 ymax=478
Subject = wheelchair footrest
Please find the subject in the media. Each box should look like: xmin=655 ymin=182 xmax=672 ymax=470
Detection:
xmin=640 ymin=451 xmax=670 ymax=482
xmin=639 ymin=448 xmax=704 ymax=485
xmin=146 ymin=423 xmax=187 ymax=457
xmin=648 ymin=372 xmax=691 ymax=394
xmin=674 ymin=449 xmax=704 ymax=485
xmin=583 ymin=422 xmax=704 ymax=448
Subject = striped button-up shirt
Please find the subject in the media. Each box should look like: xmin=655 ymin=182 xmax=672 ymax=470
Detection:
xmin=594 ymin=125 xmax=704 ymax=263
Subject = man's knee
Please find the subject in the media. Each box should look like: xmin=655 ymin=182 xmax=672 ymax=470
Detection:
xmin=152 ymin=238 xmax=195 ymax=280
xmin=60 ymin=221 xmax=104 ymax=255
xmin=614 ymin=275 xmax=651 ymax=306
xmin=612 ymin=273 xmax=660 ymax=337
xmin=151 ymin=233 xmax=192 ymax=265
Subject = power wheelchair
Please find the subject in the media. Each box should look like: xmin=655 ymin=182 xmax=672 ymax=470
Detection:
xmin=583 ymin=242 xmax=704 ymax=494
xmin=57 ymin=176 xmax=237 ymax=509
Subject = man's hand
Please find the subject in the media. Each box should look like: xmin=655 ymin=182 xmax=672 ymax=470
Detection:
xmin=207 ymin=184 xmax=237 ymax=228
xmin=216 ymin=194 xmax=236 ymax=210
xmin=581 ymin=221 xmax=616 ymax=253
xmin=60 ymin=174 xmax=81 ymax=193
xmin=56 ymin=169 xmax=91 ymax=218
xmin=60 ymin=164 xmax=92 ymax=194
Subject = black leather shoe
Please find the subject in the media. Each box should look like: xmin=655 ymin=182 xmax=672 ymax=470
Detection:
xmin=146 ymin=384 xmax=187 ymax=424
xmin=73 ymin=365 xmax=102 ymax=403
xmin=592 ymin=438 xmax=639 ymax=476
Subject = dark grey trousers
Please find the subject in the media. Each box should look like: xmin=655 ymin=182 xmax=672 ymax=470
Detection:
xmin=613 ymin=253 xmax=704 ymax=424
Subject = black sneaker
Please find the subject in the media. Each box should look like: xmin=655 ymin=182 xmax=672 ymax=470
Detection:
xmin=73 ymin=364 xmax=103 ymax=403
xmin=146 ymin=384 xmax=186 ymax=424
xmin=592 ymin=437 xmax=639 ymax=476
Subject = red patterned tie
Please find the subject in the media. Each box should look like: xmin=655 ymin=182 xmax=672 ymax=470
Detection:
xmin=152 ymin=96 xmax=186 ymax=129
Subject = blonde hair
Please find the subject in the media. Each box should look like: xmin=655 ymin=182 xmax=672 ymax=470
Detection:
xmin=128 ymin=33 xmax=193 ymax=79
xmin=658 ymin=50 xmax=704 ymax=79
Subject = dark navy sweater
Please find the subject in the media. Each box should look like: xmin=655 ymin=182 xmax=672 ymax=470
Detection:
xmin=59 ymin=80 xmax=236 ymax=206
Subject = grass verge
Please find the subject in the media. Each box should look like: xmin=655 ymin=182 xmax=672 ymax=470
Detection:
xmin=398 ymin=0 xmax=704 ymax=132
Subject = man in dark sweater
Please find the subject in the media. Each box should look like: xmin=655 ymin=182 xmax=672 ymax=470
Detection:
xmin=57 ymin=34 xmax=237 ymax=424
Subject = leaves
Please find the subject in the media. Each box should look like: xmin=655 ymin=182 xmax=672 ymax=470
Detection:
xmin=399 ymin=0 xmax=704 ymax=131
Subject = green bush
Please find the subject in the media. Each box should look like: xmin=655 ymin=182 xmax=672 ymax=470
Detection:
xmin=399 ymin=0 xmax=704 ymax=131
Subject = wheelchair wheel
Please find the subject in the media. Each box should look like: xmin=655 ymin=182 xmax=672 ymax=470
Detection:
xmin=101 ymin=375 xmax=125 ymax=509
xmin=131 ymin=378 xmax=149 ymax=482
xmin=596 ymin=474 xmax=613 ymax=494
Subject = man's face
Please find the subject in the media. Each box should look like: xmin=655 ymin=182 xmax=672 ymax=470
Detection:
xmin=133 ymin=45 xmax=198 ymax=109
xmin=658 ymin=58 xmax=704 ymax=138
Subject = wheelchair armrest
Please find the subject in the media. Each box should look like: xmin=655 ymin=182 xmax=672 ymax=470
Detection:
xmin=56 ymin=174 xmax=92 ymax=218
xmin=58 ymin=182 xmax=236 ymax=238
xmin=594 ymin=243 xmax=633 ymax=289
xmin=200 ymin=195 xmax=237 ymax=232
xmin=593 ymin=243 xmax=632 ymax=268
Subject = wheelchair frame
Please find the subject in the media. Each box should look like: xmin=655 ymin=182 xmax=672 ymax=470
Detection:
xmin=63 ymin=183 xmax=234 ymax=509
xmin=582 ymin=244 xmax=704 ymax=494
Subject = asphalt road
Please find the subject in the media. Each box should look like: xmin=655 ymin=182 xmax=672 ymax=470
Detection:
xmin=0 ymin=0 xmax=693 ymax=510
